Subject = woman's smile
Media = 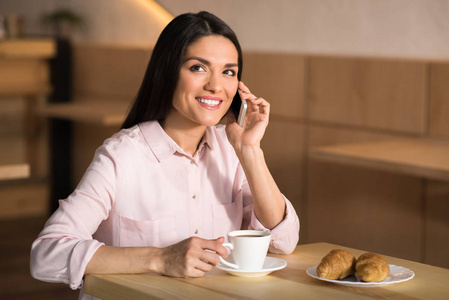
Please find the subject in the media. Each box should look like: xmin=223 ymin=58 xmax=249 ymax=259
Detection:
xmin=195 ymin=96 xmax=223 ymax=110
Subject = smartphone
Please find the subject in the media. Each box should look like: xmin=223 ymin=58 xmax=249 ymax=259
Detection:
xmin=230 ymin=89 xmax=247 ymax=126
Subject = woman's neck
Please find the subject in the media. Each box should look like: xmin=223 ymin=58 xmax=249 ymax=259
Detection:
xmin=160 ymin=115 xmax=207 ymax=156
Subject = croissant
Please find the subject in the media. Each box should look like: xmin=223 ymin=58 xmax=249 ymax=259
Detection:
xmin=356 ymin=253 xmax=390 ymax=282
xmin=316 ymin=249 xmax=356 ymax=280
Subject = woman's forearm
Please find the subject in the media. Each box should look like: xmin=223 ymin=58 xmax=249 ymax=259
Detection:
xmin=85 ymin=245 xmax=162 ymax=275
xmin=237 ymin=145 xmax=286 ymax=229
xmin=85 ymin=237 xmax=227 ymax=277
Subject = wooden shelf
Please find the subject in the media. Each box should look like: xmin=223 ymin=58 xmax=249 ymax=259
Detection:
xmin=0 ymin=84 xmax=52 ymax=97
xmin=0 ymin=38 xmax=56 ymax=59
xmin=39 ymin=101 xmax=129 ymax=126
xmin=0 ymin=164 xmax=30 ymax=181
xmin=0 ymin=39 xmax=55 ymax=97
xmin=309 ymin=138 xmax=449 ymax=182
xmin=0 ymin=38 xmax=55 ymax=184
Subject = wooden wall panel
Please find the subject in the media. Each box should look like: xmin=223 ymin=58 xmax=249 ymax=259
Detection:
xmin=72 ymin=123 xmax=118 ymax=186
xmin=0 ymin=96 xmax=48 ymax=178
xmin=307 ymin=160 xmax=422 ymax=261
xmin=429 ymin=64 xmax=449 ymax=138
xmin=261 ymin=120 xmax=305 ymax=231
xmin=0 ymin=136 xmax=25 ymax=166
xmin=0 ymin=182 xmax=49 ymax=219
xmin=242 ymin=53 xmax=305 ymax=119
xmin=308 ymin=124 xmax=395 ymax=147
xmin=73 ymin=43 xmax=152 ymax=100
xmin=424 ymin=180 xmax=449 ymax=268
xmin=0 ymin=97 xmax=24 ymax=137
xmin=0 ymin=60 xmax=51 ymax=95
xmin=307 ymin=125 xmax=423 ymax=260
xmin=308 ymin=57 xmax=427 ymax=134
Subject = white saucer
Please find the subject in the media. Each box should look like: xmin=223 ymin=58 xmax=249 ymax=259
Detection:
xmin=216 ymin=257 xmax=287 ymax=277
xmin=306 ymin=264 xmax=414 ymax=287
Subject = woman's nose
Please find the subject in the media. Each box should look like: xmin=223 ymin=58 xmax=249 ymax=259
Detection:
xmin=204 ymin=73 xmax=222 ymax=93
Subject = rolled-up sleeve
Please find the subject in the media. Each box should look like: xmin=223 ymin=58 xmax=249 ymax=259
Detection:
xmin=249 ymin=195 xmax=300 ymax=254
xmin=30 ymin=146 xmax=116 ymax=289
xmin=30 ymin=201 xmax=104 ymax=289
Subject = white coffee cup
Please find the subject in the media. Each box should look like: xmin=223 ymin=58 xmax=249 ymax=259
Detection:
xmin=219 ymin=230 xmax=271 ymax=270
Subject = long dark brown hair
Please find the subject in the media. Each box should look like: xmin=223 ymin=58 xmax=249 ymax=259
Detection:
xmin=121 ymin=11 xmax=243 ymax=129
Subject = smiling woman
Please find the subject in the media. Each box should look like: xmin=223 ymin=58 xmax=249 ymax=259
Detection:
xmin=121 ymin=11 xmax=243 ymax=128
xmin=168 ymin=35 xmax=239 ymax=135
xmin=30 ymin=11 xmax=299 ymax=300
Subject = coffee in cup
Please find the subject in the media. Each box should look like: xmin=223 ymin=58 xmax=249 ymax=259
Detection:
xmin=219 ymin=230 xmax=271 ymax=270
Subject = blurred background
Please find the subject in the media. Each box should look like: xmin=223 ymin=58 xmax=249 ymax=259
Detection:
xmin=0 ymin=0 xmax=448 ymax=299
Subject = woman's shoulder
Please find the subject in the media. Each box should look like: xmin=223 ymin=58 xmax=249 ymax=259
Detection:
xmin=97 ymin=125 xmax=144 ymax=156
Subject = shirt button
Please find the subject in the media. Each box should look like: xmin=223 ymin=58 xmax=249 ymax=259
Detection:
xmin=194 ymin=229 xmax=198 ymax=234
xmin=192 ymin=194 xmax=196 ymax=199
xmin=190 ymin=161 xmax=195 ymax=165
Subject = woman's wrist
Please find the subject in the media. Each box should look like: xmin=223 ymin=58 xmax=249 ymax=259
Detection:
xmin=144 ymin=247 xmax=164 ymax=274
xmin=235 ymin=144 xmax=264 ymax=165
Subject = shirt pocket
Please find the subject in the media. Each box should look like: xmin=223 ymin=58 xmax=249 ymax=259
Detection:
xmin=212 ymin=198 xmax=243 ymax=239
xmin=119 ymin=215 xmax=178 ymax=248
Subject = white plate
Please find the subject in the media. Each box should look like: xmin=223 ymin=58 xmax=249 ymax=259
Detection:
xmin=306 ymin=264 xmax=414 ymax=287
xmin=216 ymin=257 xmax=287 ymax=277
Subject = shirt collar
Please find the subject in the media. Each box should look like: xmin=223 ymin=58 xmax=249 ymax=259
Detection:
xmin=139 ymin=121 xmax=214 ymax=162
xmin=202 ymin=127 xmax=215 ymax=151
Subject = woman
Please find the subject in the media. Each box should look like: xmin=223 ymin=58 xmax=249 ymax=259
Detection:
xmin=31 ymin=11 xmax=299 ymax=298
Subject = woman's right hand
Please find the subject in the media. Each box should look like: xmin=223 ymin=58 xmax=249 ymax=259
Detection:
xmin=158 ymin=236 xmax=228 ymax=277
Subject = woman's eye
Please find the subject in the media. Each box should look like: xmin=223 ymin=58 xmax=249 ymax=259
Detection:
xmin=190 ymin=65 xmax=205 ymax=72
xmin=224 ymin=69 xmax=236 ymax=76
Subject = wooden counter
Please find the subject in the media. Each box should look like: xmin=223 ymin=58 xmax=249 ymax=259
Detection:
xmin=310 ymin=138 xmax=449 ymax=182
xmin=85 ymin=242 xmax=449 ymax=300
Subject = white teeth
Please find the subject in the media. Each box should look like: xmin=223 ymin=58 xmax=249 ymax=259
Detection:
xmin=197 ymin=98 xmax=220 ymax=106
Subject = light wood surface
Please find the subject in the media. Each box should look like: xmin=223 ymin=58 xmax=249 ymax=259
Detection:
xmin=85 ymin=242 xmax=449 ymax=300
xmin=310 ymin=138 xmax=449 ymax=182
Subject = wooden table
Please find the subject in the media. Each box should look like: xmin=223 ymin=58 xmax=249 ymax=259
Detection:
xmin=85 ymin=242 xmax=449 ymax=300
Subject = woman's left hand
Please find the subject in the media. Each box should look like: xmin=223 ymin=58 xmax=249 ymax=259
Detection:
xmin=226 ymin=81 xmax=270 ymax=153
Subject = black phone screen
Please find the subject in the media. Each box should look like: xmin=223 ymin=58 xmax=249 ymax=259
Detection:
xmin=230 ymin=90 xmax=242 ymax=120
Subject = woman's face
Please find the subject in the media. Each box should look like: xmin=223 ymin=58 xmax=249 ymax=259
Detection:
xmin=168 ymin=35 xmax=239 ymax=128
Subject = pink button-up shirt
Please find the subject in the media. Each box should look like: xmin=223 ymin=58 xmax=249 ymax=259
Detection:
xmin=31 ymin=121 xmax=299 ymax=298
